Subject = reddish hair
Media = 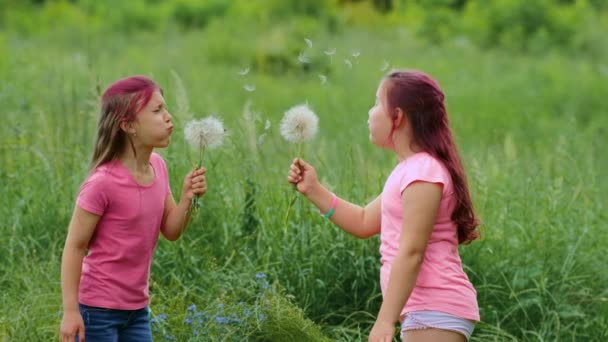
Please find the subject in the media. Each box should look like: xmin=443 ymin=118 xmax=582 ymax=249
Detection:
xmin=101 ymin=75 xmax=160 ymax=122
xmin=90 ymin=76 xmax=161 ymax=170
xmin=383 ymin=70 xmax=480 ymax=244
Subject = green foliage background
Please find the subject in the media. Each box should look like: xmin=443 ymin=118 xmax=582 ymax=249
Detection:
xmin=1 ymin=0 xmax=607 ymax=341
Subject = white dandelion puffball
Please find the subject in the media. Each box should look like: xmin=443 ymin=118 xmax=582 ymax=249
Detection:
xmin=184 ymin=116 xmax=225 ymax=149
xmin=280 ymin=104 xmax=319 ymax=143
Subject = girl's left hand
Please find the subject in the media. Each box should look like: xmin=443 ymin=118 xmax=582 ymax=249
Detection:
xmin=182 ymin=167 xmax=207 ymax=201
xmin=368 ymin=319 xmax=395 ymax=342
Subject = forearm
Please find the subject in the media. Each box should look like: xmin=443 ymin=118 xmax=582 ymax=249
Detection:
xmin=163 ymin=199 xmax=192 ymax=241
xmin=61 ymin=245 xmax=85 ymax=312
xmin=306 ymin=184 xmax=375 ymax=238
xmin=376 ymin=252 xmax=424 ymax=324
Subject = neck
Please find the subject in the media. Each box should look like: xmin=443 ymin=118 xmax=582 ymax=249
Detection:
xmin=391 ymin=130 xmax=418 ymax=161
xmin=119 ymin=143 xmax=153 ymax=172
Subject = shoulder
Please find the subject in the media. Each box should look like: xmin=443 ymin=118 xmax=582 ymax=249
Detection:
xmin=397 ymin=152 xmax=451 ymax=192
xmin=82 ymin=163 xmax=112 ymax=187
xmin=407 ymin=153 xmax=446 ymax=173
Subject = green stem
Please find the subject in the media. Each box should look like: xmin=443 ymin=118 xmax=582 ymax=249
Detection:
xmin=283 ymin=142 xmax=303 ymax=229
xmin=191 ymin=145 xmax=206 ymax=212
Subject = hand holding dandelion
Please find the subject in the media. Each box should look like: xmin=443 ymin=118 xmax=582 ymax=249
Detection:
xmin=184 ymin=116 xmax=225 ymax=211
xmin=280 ymin=104 xmax=319 ymax=226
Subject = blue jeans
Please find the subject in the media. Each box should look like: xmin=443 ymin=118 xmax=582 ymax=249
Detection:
xmin=77 ymin=304 xmax=152 ymax=342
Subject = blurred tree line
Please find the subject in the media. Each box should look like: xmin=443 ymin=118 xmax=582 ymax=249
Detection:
xmin=1 ymin=0 xmax=606 ymax=57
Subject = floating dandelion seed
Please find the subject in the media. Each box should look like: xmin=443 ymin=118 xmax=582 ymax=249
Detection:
xmin=381 ymin=60 xmax=390 ymax=72
xmin=304 ymin=38 xmax=313 ymax=49
xmin=280 ymin=104 xmax=318 ymax=144
xmin=237 ymin=67 xmax=250 ymax=76
xmin=351 ymin=50 xmax=361 ymax=58
xmin=344 ymin=59 xmax=353 ymax=68
xmin=323 ymin=48 xmax=336 ymax=64
xmin=297 ymin=52 xmax=310 ymax=64
xmin=244 ymin=84 xmax=256 ymax=92
xmin=318 ymin=74 xmax=327 ymax=84
xmin=257 ymin=118 xmax=272 ymax=145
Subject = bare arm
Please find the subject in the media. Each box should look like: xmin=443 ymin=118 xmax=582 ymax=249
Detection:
xmin=288 ymin=158 xmax=381 ymax=238
xmin=369 ymin=181 xmax=442 ymax=340
xmin=60 ymin=206 xmax=100 ymax=342
xmin=161 ymin=167 xmax=206 ymax=241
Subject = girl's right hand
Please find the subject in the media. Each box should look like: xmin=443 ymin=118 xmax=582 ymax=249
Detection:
xmin=287 ymin=158 xmax=318 ymax=196
xmin=60 ymin=310 xmax=85 ymax=342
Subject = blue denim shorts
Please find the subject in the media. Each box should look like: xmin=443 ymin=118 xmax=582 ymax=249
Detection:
xmin=77 ymin=304 xmax=152 ymax=342
xmin=400 ymin=310 xmax=475 ymax=340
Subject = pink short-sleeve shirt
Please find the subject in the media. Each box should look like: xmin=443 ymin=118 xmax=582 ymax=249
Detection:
xmin=380 ymin=152 xmax=479 ymax=322
xmin=76 ymin=152 xmax=171 ymax=310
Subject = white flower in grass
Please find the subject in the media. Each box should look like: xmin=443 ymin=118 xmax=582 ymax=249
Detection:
xmin=184 ymin=116 xmax=225 ymax=150
xmin=280 ymin=104 xmax=319 ymax=144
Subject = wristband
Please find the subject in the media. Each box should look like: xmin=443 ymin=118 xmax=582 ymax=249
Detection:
xmin=320 ymin=193 xmax=337 ymax=219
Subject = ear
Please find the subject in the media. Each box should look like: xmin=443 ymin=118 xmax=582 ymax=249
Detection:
xmin=394 ymin=107 xmax=407 ymax=128
xmin=120 ymin=121 xmax=136 ymax=134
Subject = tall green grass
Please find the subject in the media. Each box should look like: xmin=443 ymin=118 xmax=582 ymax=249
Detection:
xmin=1 ymin=26 xmax=606 ymax=341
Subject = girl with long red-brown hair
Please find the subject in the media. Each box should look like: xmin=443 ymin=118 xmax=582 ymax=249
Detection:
xmin=287 ymin=70 xmax=480 ymax=341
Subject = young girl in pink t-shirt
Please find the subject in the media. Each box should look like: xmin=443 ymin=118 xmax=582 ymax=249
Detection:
xmin=59 ymin=76 xmax=207 ymax=342
xmin=287 ymin=70 xmax=480 ymax=341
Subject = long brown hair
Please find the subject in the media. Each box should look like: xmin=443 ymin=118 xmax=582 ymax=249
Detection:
xmin=383 ymin=70 xmax=480 ymax=244
xmin=89 ymin=76 xmax=160 ymax=171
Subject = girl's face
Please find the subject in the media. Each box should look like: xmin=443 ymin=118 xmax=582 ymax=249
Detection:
xmin=132 ymin=90 xmax=174 ymax=148
xmin=368 ymin=82 xmax=394 ymax=149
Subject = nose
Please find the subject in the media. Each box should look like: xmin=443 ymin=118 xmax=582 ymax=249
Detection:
xmin=165 ymin=110 xmax=172 ymax=121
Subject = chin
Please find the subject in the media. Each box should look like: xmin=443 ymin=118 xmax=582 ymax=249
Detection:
xmin=157 ymin=139 xmax=171 ymax=148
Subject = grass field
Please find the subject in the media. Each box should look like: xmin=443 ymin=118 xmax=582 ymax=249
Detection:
xmin=1 ymin=24 xmax=607 ymax=341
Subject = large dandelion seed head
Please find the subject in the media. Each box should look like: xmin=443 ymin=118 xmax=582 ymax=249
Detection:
xmin=279 ymin=104 xmax=318 ymax=143
xmin=184 ymin=116 xmax=225 ymax=149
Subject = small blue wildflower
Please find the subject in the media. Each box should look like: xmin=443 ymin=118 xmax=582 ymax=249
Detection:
xmin=188 ymin=304 xmax=197 ymax=312
xmin=258 ymin=313 xmax=265 ymax=321
xmin=163 ymin=334 xmax=174 ymax=340
xmin=184 ymin=317 xmax=193 ymax=325
xmin=216 ymin=316 xmax=229 ymax=324
xmin=151 ymin=314 xmax=167 ymax=324
xmin=238 ymin=301 xmax=245 ymax=306
xmin=230 ymin=313 xmax=243 ymax=324
xmin=243 ymin=308 xmax=252 ymax=317
xmin=217 ymin=303 xmax=224 ymax=309
xmin=255 ymin=273 xmax=266 ymax=279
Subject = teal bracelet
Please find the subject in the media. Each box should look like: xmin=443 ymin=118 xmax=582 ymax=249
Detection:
xmin=323 ymin=207 xmax=335 ymax=219
xmin=320 ymin=193 xmax=337 ymax=219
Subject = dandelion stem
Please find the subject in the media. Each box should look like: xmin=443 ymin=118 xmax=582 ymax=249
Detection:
xmin=191 ymin=145 xmax=206 ymax=211
xmin=283 ymin=142 xmax=303 ymax=229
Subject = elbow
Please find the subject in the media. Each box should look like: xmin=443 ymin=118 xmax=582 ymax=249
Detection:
xmin=161 ymin=228 xmax=181 ymax=242
xmin=357 ymin=231 xmax=377 ymax=239
xmin=165 ymin=235 xmax=179 ymax=242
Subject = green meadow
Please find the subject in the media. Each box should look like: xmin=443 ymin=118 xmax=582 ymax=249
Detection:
xmin=1 ymin=1 xmax=607 ymax=341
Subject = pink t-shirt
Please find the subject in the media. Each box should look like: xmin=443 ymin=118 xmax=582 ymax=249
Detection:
xmin=380 ymin=152 xmax=479 ymax=322
xmin=76 ymin=153 xmax=171 ymax=310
